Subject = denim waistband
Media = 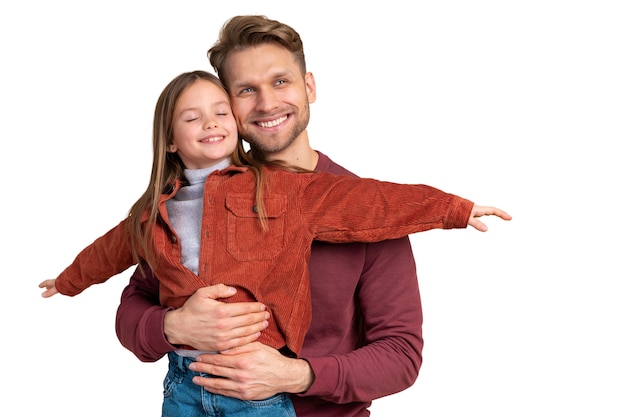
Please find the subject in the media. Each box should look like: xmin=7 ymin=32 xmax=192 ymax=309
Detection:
xmin=168 ymin=351 xmax=198 ymax=371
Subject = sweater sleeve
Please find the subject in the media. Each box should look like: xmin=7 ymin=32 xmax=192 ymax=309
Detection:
xmin=115 ymin=262 xmax=176 ymax=362
xmin=297 ymin=236 xmax=422 ymax=407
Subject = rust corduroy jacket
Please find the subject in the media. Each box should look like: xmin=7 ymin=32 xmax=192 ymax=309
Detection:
xmin=55 ymin=165 xmax=473 ymax=356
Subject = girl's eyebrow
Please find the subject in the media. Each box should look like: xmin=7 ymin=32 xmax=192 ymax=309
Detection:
xmin=179 ymin=100 xmax=230 ymax=113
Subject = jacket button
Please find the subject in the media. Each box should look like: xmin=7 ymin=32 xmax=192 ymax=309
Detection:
xmin=252 ymin=205 xmax=258 ymax=213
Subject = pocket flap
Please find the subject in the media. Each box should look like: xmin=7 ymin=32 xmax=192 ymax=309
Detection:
xmin=225 ymin=193 xmax=287 ymax=219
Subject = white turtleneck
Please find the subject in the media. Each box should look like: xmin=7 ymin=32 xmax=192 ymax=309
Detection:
xmin=165 ymin=159 xmax=231 ymax=274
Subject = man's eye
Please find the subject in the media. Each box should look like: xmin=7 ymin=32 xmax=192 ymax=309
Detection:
xmin=241 ymin=87 xmax=254 ymax=94
xmin=275 ymin=79 xmax=286 ymax=85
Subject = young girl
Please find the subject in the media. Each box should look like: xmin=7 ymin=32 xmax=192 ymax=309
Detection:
xmin=40 ymin=70 xmax=511 ymax=417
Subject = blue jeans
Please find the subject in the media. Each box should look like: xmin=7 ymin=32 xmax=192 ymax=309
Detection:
xmin=162 ymin=352 xmax=296 ymax=417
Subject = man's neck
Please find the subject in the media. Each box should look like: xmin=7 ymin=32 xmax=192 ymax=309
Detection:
xmin=266 ymin=132 xmax=318 ymax=170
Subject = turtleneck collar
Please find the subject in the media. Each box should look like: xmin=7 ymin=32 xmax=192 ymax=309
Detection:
xmin=183 ymin=158 xmax=232 ymax=185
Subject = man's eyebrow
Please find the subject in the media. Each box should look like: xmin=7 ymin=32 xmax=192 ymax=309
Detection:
xmin=229 ymin=80 xmax=251 ymax=90
xmin=230 ymin=70 xmax=294 ymax=90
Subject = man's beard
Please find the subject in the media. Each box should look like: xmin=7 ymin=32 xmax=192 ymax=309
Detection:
xmin=242 ymin=102 xmax=310 ymax=155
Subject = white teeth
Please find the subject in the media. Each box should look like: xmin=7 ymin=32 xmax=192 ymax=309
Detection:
xmin=201 ymin=136 xmax=223 ymax=143
xmin=258 ymin=115 xmax=287 ymax=128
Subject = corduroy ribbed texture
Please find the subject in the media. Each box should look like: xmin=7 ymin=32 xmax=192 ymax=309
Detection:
xmin=56 ymin=166 xmax=473 ymax=356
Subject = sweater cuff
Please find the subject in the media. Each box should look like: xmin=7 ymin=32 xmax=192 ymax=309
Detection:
xmin=139 ymin=306 xmax=178 ymax=361
xmin=295 ymin=355 xmax=339 ymax=397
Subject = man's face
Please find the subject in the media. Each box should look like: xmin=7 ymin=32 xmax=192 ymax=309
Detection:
xmin=222 ymin=43 xmax=316 ymax=156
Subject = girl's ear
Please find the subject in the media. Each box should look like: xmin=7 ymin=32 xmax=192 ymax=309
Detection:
xmin=167 ymin=143 xmax=177 ymax=153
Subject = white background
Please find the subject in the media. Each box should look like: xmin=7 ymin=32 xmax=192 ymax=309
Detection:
xmin=2 ymin=1 xmax=625 ymax=415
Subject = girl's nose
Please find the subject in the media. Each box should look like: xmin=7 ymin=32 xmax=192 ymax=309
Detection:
xmin=205 ymin=119 xmax=218 ymax=129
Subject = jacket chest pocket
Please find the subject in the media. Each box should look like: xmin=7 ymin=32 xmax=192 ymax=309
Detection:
xmin=225 ymin=193 xmax=287 ymax=261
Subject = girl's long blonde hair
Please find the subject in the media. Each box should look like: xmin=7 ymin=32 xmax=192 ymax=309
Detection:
xmin=125 ymin=70 xmax=267 ymax=270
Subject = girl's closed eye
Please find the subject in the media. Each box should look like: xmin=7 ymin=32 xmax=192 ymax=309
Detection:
xmin=215 ymin=105 xmax=232 ymax=117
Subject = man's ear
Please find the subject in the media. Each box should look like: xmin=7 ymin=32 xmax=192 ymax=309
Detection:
xmin=305 ymin=72 xmax=317 ymax=103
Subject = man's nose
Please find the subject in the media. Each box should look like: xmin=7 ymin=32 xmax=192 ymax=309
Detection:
xmin=255 ymin=88 xmax=279 ymax=113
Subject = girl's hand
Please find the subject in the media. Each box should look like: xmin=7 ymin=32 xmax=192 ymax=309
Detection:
xmin=468 ymin=205 xmax=512 ymax=232
xmin=39 ymin=279 xmax=59 ymax=298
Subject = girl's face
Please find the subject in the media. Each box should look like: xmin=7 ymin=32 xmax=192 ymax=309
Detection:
xmin=168 ymin=79 xmax=238 ymax=169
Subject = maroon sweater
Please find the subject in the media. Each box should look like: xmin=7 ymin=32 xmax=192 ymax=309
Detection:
xmin=115 ymin=152 xmax=467 ymax=415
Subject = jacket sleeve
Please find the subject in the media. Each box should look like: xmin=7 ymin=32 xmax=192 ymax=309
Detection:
xmin=55 ymin=220 xmax=136 ymax=296
xmin=302 ymin=173 xmax=474 ymax=242
xmin=298 ymin=236 xmax=422 ymax=404
xmin=115 ymin=262 xmax=176 ymax=362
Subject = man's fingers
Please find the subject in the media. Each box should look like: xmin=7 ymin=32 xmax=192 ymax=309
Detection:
xmin=217 ymin=321 xmax=267 ymax=351
xmin=195 ymin=284 xmax=237 ymax=300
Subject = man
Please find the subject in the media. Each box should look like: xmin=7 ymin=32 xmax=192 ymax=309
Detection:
xmin=116 ymin=15 xmax=423 ymax=416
